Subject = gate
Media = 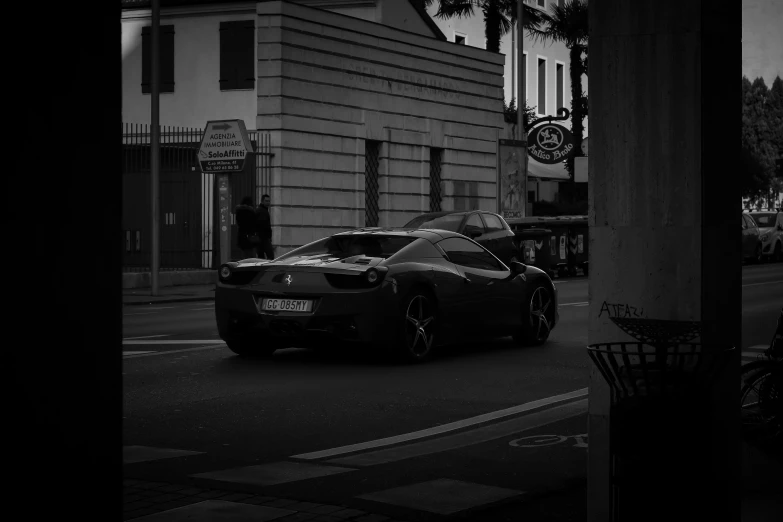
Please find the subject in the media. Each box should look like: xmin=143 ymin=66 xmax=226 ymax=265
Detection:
xmin=122 ymin=124 xmax=273 ymax=270
xmin=365 ymin=140 xmax=381 ymax=227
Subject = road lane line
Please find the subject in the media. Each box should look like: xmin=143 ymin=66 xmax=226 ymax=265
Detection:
xmin=325 ymin=399 xmax=588 ymax=468
xmin=291 ymin=388 xmax=588 ymax=460
xmin=123 ymin=334 xmax=172 ymax=340
xmin=742 ymin=280 xmax=783 ymax=287
xmin=123 ymin=344 xmax=225 ymax=359
xmin=123 ymin=351 xmax=157 ymax=356
xmin=123 ymin=339 xmax=223 ymax=345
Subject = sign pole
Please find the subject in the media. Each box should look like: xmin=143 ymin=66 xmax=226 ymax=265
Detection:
xmin=150 ymin=0 xmax=161 ymax=296
xmin=517 ymin=0 xmax=527 ymax=217
xmin=218 ymin=174 xmax=231 ymax=266
xmin=198 ymin=119 xmax=253 ymax=266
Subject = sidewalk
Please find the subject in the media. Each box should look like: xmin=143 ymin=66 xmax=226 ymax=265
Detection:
xmin=123 ymin=284 xmax=215 ymax=306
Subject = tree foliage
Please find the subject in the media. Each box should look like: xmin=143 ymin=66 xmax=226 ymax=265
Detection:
xmin=527 ymin=0 xmax=589 ymax=181
xmin=741 ymin=75 xmax=783 ymax=200
xmin=420 ymin=0 xmax=545 ymax=53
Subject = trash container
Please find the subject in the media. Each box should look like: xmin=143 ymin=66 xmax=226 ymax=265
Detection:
xmin=587 ymin=327 xmax=734 ymax=522
xmin=513 ymin=227 xmax=552 ymax=277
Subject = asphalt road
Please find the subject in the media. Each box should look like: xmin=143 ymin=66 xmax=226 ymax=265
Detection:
xmin=122 ymin=265 xmax=782 ymax=520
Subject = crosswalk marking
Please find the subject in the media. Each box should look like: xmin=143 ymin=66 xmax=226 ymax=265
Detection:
xmin=123 ymin=445 xmax=204 ymax=464
xmin=128 ymin=500 xmax=295 ymax=522
xmin=358 ymin=479 xmax=524 ymax=516
xmin=190 ymin=461 xmax=354 ymax=487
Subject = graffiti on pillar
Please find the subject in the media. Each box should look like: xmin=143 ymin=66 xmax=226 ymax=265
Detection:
xmin=598 ymin=301 xmax=646 ymax=319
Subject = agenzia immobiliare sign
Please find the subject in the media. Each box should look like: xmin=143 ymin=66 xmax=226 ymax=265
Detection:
xmin=198 ymin=120 xmax=253 ymax=173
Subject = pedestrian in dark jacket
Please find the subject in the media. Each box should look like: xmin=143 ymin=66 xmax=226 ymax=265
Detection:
xmin=235 ymin=196 xmax=259 ymax=258
xmin=256 ymin=194 xmax=274 ymax=259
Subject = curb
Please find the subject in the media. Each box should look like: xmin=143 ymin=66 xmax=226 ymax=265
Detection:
xmin=124 ymin=296 xmax=215 ymax=306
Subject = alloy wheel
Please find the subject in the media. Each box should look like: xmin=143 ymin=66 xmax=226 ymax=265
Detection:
xmin=529 ymin=287 xmax=553 ymax=342
xmin=404 ymin=295 xmax=435 ymax=357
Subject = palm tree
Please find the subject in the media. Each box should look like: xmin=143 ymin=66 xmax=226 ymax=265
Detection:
xmin=528 ymin=0 xmax=589 ymax=181
xmin=419 ymin=0 xmax=545 ymax=53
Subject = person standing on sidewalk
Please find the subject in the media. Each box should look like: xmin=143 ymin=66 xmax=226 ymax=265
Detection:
xmin=235 ymin=196 xmax=260 ymax=259
xmin=256 ymin=194 xmax=275 ymax=259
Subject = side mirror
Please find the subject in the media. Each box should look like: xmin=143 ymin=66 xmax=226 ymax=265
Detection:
xmin=510 ymin=261 xmax=528 ymax=275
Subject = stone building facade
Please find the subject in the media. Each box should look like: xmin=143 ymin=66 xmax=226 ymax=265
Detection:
xmin=121 ymin=0 xmax=505 ymax=257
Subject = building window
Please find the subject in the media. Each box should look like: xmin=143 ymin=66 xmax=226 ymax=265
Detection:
xmin=365 ymin=141 xmax=381 ymax=227
xmin=141 ymin=25 xmax=175 ymax=94
xmin=220 ymin=21 xmax=255 ymax=91
xmin=537 ymin=0 xmax=546 ymax=8
xmin=429 ymin=148 xmax=443 ymax=212
xmin=556 ymin=62 xmax=564 ymax=112
xmin=537 ymin=57 xmax=547 ymax=115
xmin=454 ymin=32 xmax=467 ymax=45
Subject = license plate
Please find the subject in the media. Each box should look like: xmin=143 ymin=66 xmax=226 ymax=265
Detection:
xmin=261 ymin=298 xmax=313 ymax=312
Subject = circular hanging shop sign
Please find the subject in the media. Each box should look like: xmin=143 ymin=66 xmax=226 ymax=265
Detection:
xmin=528 ymin=123 xmax=575 ymax=165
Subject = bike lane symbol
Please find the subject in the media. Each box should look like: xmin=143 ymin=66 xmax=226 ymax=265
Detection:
xmin=509 ymin=434 xmax=588 ymax=449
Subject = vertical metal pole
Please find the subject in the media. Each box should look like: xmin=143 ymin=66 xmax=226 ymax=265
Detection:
xmin=218 ymin=174 xmax=231 ymax=266
xmin=517 ymin=0 xmax=528 ymax=217
xmin=511 ymin=27 xmax=515 ymax=114
xmin=150 ymin=0 xmax=161 ymax=295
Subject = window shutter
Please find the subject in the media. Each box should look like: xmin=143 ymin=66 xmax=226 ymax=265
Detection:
xmin=220 ymin=20 xmax=255 ymax=91
xmin=161 ymin=25 xmax=175 ymax=93
xmin=141 ymin=25 xmax=175 ymax=94
xmin=141 ymin=26 xmax=150 ymax=94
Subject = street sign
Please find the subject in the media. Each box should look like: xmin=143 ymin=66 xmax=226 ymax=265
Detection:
xmin=528 ymin=123 xmax=575 ymax=165
xmin=198 ymin=119 xmax=253 ymax=174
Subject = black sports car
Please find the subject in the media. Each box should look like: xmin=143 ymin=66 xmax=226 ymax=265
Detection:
xmin=403 ymin=210 xmax=521 ymax=266
xmin=215 ymin=228 xmax=558 ymax=362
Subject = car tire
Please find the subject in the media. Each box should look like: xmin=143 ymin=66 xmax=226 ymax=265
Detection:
xmin=226 ymin=338 xmax=278 ymax=358
xmin=390 ymin=289 xmax=438 ymax=363
xmin=513 ymin=284 xmax=555 ymax=347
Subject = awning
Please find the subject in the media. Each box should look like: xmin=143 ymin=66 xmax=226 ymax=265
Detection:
xmin=527 ymin=159 xmax=570 ymax=181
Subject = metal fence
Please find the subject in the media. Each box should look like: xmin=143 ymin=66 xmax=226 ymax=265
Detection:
xmin=122 ymin=123 xmax=273 ymax=271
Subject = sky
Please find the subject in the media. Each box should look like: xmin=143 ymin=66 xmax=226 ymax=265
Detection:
xmin=742 ymin=0 xmax=783 ymax=85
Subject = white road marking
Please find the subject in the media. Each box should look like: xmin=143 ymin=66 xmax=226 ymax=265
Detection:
xmin=123 ymin=344 xmax=225 ymax=359
xmin=123 ymin=339 xmax=223 ymax=345
xmin=559 ymin=301 xmax=588 ymax=307
xmin=325 ymin=399 xmax=588 ymax=467
xmin=122 ymin=334 xmax=171 ymax=340
xmin=123 ymin=351 xmax=157 ymax=356
xmin=291 ymin=388 xmax=588 ymax=460
xmin=742 ymin=280 xmax=783 ymax=287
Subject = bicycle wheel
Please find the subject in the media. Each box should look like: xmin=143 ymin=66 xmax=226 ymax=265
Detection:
xmin=740 ymin=363 xmax=781 ymax=448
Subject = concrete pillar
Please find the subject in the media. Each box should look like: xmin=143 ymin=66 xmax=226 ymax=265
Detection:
xmin=587 ymin=1 xmax=741 ymax=520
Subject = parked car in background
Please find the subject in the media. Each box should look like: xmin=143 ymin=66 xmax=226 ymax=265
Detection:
xmin=749 ymin=210 xmax=783 ymax=262
xmin=742 ymin=213 xmax=763 ymax=263
xmin=403 ymin=211 xmax=521 ymax=266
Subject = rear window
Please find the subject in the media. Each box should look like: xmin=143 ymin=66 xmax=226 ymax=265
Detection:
xmin=277 ymin=235 xmax=417 ymax=260
xmin=404 ymin=214 xmax=464 ymax=232
xmin=751 ymin=213 xmax=777 ymax=227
